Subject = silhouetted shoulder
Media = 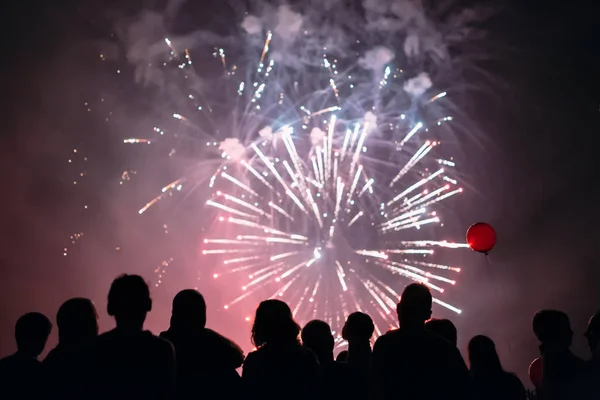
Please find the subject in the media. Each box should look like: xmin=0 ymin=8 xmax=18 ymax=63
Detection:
xmin=372 ymin=329 xmax=399 ymax=361
xmin=298 ymin=343 xmax=320 ymax=359
xmin=155 ymin=334 xmax=175 ymax=356
xmin=90 ymin=330 xmax=175 ymax=399
xmin=0 ymin=354 xmax=15 ymax=371
xmin=100 ymin=329 xmax=171 ymax=347
xmin=505 ymin=372 xmax=527 ymax=397
xmin=0 ymin=353 xmax=41 ymax=374
xmin=204 ymin=328 xmax=245 ymax=368
xmin=243 ymin=343 xmax=318 ymax=373
xmin=373 ymin=328 xmax=397 ymax=347
xmin=0 ymin=353 xmax=44 ymax=399
xmin=424 ymin=329 xmax=464 ymax=360
xmin=374 ymin=328 xmax=458 ymax=358
xmin=94 ymin=329 xmax=175 ymax=372
xmin=153 ymin=333 xmax=174 ymax=348
xmin=291 ymin=342 xmax=320 ymax=366
xmin=243 ymin=349 xmax=259 ymax=367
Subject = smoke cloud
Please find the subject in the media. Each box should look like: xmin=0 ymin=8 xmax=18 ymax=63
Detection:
xmin=404 ymin=72 xmax=432 ymax=97
xmin=310 ymin=127 xmax=326 ymax=147
xmin=258 ymin=126 xmax=274 ymax=140
xmin=113 ymin=0 xmax=487 ymax=99
xmin=358 ymin=46 xmax=395 ymax=74
xmin=273 ymin=5 xmax=303 ymax=42
xmin=364 ymin=111 xmax=378 ymax=131
xmin=241 ymin=15 xmax=263 ymax=35
xmin=219 ymin=138 xmax=246 ymax=161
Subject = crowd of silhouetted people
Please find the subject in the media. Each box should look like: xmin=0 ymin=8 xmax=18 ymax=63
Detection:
xmin=1 ymin=274 xmax=599 ymax=399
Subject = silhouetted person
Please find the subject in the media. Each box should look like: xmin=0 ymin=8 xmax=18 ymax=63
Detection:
xmin=243 ymin=299 xmax=319 ymax=400
xmin=302 ymin=319 xmax=357 ymax=399
xmin=88 ymin=274 xmax=175 ymax=400
xmin=468 ymin=335 xmax=526 ymax=400
xmin=341 ymin=311 xmax=374 ymax=398
xmin=160 ymin=289 xmax=244 ymax=399
xmin=582 ymin=311 xmax=600 ymax=398
xmin=585 ymin=311 xmax=600 ymax=364
xmin=0 ymin=312 xmax=52 ymax=400
xmin=342 ymin=312 xmax=374 ymax=371
xmin=301 ymin=320 xmax=335 ymax=365
xmin=372 ymin=283 xmax=469 ymax=400
xmin=44 ymin=298 xmax=99 ymax=399
xmin=425 ymin=318 xmax=458 ymax=347
xmin=532 ymin=310 xmax=585 ymax=400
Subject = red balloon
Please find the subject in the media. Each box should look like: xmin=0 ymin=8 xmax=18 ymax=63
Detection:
xmin=466 ymin=222 xmax=496 ymax=253
xmin=528 ymin=357 xmax=543 ymax=389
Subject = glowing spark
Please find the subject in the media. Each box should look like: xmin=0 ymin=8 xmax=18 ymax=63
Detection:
xmin=429 ymin=91 xmax=447 ymax=103
xmin=259 ymin=31 xmax=272 ymax=66
xmin=399 ymin=122 xmax=423 ymax=147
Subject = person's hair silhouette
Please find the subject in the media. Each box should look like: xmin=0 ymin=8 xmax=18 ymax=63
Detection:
xmin=107 ymin=274 xmax=152 ymax=329
xmin=15 ymin=312 xmax=52 ymax=358
xmin=161 ymin=289 xmax=244 ymax=400
xmin=57 ymin=298 xmax=98 ymax=345
xmin=243 ymin=299 xmax=319 ymax=400
xmin=397 ymin=283 xmax=432 ymax=328
xmin=425 ymin=318 xmax=457 ymax=347
xmin=468 ymin=335 xmax=507 ymax=375
xmin=342 ymin=312 xmax=374 ymax=343
xmin=468 ymin=335 xmax=526 ymax=400
xmin=251 ymin=299 xmax=300 ymax=347
xmin=301 ymin=319 xmax=334 ymax=364
xmin=89 ymin=274 xmax=175 ymax=400
xmin=45 ymin=298 xmax=98 ymax=400
xmin=533 ymin=310 xmax=573 ymax=347
xmin=0 ymin=312 xmax=52 ymax=399
xmin=170 ymin=289 xmax=207 ymax=330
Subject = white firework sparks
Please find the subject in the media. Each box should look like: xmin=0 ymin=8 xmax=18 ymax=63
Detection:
xmin=118 ymin=1 xmax=485 ymax=337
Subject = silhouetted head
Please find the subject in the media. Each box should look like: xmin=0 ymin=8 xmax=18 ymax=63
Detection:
xmin=251 ymin=299 xmax=300 ymax=347
xmin=107 ymin=274 xmax=152 ymax=328
xmin=468 ymin=335 xmax=503 ymax=376
xmin=342 ymin=312 xmax=374 ymax=342
xmin=170 ymin=289 xmax=207 ymax=331
xmin=336 ymin=350 xmax=349 ymax=363
xmin=425 ymin=318 xmax=457 ymax=346
xmin=397 ymin=283 xmax=432 ymax=328
xmin=584 ymin=311 xmax=600 ymax=357
xmin=57 ymin=298 xmax=98 ymax=345
xmin=301 ymin=320 xmax=334 ymax=363
xmin=15 ymin=312 xmax=52 ymax=358
xmin=532 ymin=310 xmax=572 ymax=349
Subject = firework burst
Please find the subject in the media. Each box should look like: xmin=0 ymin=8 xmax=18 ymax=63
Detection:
xmin=116 ymin=1 xmax=485 ymax=338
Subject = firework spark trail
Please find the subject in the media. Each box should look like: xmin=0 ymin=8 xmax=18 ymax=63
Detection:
xmin=130 ymin=15 xmax=474 ymax=336
xmin=386 ymin=168 xmax=445 ymax=206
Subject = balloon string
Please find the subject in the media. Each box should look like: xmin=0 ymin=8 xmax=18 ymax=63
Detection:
xmin=485 ymin=253 xmax=493 ymax=278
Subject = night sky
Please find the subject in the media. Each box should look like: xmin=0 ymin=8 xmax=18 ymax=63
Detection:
xmin=2 ymin=0 xmax=599 ymax=385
